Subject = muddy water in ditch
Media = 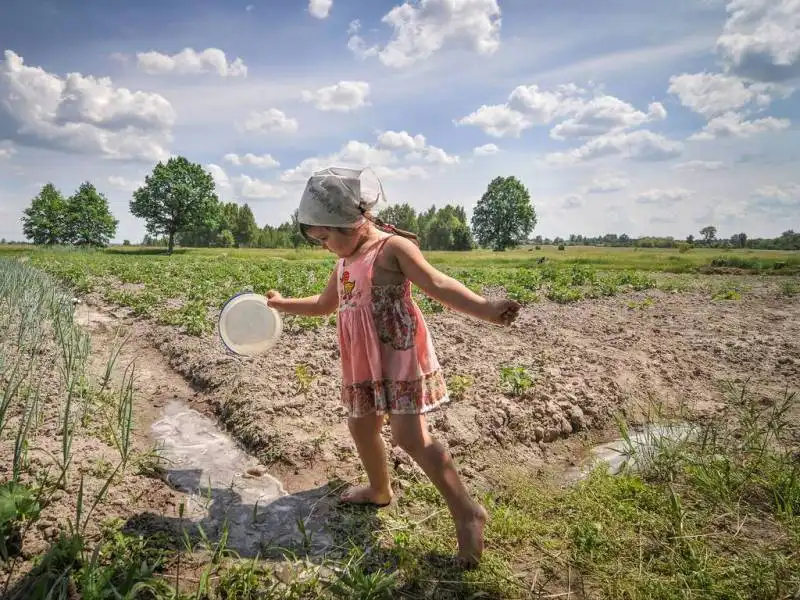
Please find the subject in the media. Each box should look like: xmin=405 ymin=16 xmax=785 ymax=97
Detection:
xmin=77 ymin=304 xmax=333 ymax=558
xmin=563 ymin=423 xmax=692 ymax=483
xmin=150 ymin=402 xmax=334 ymax=556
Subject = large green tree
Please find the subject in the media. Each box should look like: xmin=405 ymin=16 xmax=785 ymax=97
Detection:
xmin=64 ymin=182 xmax=118 ymax=247
xmin=21 ymin=183 xmax=68 ymax=245
xmin=130 ymin=156 xmax=219 ymax=253
xmin=700 ymin=225 xmax=717 ymax=244
xmin=471 ymin=176 xmax=536 ymax=251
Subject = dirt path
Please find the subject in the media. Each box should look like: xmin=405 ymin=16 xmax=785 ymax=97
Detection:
xmin=75 ymin=302 xmax=338 ymax=558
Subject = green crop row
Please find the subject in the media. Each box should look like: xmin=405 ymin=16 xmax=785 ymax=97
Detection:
xmin=2 ymin=249 xmax=663 ymax=335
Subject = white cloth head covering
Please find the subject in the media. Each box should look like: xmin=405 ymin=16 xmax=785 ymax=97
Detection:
xmin=297 ymin=166 xmax=387 ymax=228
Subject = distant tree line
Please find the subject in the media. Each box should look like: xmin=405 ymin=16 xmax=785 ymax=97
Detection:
xmin=378 ymin=203 xmax=474 ymax=251
xmin=547 ymin=226 xmax=800 ymax=251
xmin=15 ymin=155 xmax=796 ymax=253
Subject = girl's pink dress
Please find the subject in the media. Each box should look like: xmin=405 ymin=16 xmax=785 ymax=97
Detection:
xmin=336 ymin=236 xmax=449 ymax=417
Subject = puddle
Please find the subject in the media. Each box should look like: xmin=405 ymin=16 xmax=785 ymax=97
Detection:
xmin=563 ymin=423 xmax=692 ymax=483
xmin=151 ymin=401 xmax=333 ymax=556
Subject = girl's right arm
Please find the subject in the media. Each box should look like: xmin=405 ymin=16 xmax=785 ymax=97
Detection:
xmin=266 ymin=267 xmax=338 ymax=316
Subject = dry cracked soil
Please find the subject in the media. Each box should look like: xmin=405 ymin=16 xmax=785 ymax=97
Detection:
xmin=86 ymin=276 xmax=800 ymax=496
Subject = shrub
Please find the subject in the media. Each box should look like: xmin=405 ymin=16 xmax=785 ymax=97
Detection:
xmin=558 ymin=244 xmax=566 ymax=251
xmin=677 ymin=242 xmax=691 ymax=253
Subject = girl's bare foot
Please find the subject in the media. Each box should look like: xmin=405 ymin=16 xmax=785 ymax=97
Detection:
xmin=456 ymin=503 xmax=488 ymax=568
xmin=339 ymin=485 xmax=393 ymax=507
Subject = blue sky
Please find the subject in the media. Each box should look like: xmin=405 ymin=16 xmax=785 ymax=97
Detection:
xmin=1 ymin=0 xmax=798 ymax=242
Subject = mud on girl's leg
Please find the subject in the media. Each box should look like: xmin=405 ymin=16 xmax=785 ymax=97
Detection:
xmin=341 ymin=413 xmax=393 ymax=506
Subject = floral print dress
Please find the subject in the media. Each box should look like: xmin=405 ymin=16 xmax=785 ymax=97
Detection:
xmin=337 ymin=236 xmax=449 ymax=418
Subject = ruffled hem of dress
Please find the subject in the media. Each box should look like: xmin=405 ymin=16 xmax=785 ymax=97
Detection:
xmin=342 ymin=370 xmax=450 ymax=417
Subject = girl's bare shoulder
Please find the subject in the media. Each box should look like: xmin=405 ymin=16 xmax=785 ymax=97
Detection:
xmin=376 ymin=235 xmax=415 ymax=274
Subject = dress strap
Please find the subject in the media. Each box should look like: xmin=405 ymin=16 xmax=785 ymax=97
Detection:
xmin=369 ymin=235 xmax=392 ymax=265
xmin=367 ymin=235 xmax=393 ymax=283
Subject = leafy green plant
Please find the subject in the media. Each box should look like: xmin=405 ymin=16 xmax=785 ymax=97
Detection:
xmin=329 ymin=553 xmax=398 ymax=600
xmin=627 ymin=297 xmax=654 ymax=310
xmin=294 ymin=363 xmax=315 ymax=395
xmin=780 ymin=279 xmax=799 ymax=296
xmin=547 ymin=284 xmax=582 ymax=304
xmin=447 ymin=374 xmax=474 ymax=401
xmin=499 ymin=366 xmax=534 ymax=397
xmin=0 ymin=482 xmax=41 ymax=561
xmin=713 ymin=288 xmax=742 ymax=301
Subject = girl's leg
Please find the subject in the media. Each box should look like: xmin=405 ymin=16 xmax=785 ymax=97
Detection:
xmin=390 ymin=413 xmax=487 ymax=566
xmin=341 ymin=412 xmax=393 ymax=505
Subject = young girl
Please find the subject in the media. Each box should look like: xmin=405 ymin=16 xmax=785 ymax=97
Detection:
xmin=266 ymin=167 xmax=520 ymax=566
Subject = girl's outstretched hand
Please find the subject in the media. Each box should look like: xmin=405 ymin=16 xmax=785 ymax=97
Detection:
xmin=265 ymin=290 xmax=284 ymax=309
xmin=485 ymin=299 xmax=521 ymax=326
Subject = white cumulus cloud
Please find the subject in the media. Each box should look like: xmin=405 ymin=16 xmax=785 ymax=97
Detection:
xmin=308 ymin=0 xmax=333 ymax=19
xmin=0 ymin=50 xmax=174 ymax=161
xmin=224 ymin=153 xmax=280 ymax=169
xmin=237 ymin=109 xmax=298 ymax=134
xmin=301 ymin=81 xmax=370 ymax=112
xmin=636 ymin=188 xmax=694 ymax=204
xmin=370 ymin=0 xmax=502 ymax=68
xmin=280 ymin=140 xmax=397 ymax=183
xmin=473 ymin=143 xmax=500 ymax=156
xmin=672 ymin=160 xmax=728 ymax=171
xmin=458 ymin=84 xmax=667 ymax=143
xmin=0 ymin=141 xmax=16 ymax=160
xmin=550 ymin=96 xmax=666 ymax=140
xmin=136 ymin=48 xmax=247 ymax=77
xmin=377 ymin=130 xmax=458 ymax=164
xmin=585 ymin=174 xmax=630 ymax=193
xmin=716 ymin=0 xmax=800 ymax=83
xmin=280 ymin=130 xmax=459 ymax=184
xmin=377 ymin=130 xmax=427 ymax=151
xmin=206 ymin=163 xmax=231 ymax=190
xmin=754 ymin=182 xmax=800 ymax=201
xmin=238 ymin=174 xmax=286 ymax=199
xmin=688 ymin=111 xmax=790 ymax=140
xmin=107 ymin=176 xmax=141 ymax=190
xmin=455 ymin=105 xmax=530 ymax=138
xmin=562 ymin=194 xmax=583 ymax=210
xmin=545 ymin=130 xmax=684 ymax=165
xmin=668 ymin=71 xmax=783 ymax=117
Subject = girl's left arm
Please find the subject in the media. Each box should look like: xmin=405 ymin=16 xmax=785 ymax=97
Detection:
xmin=390 ymin=237 xmax=520 ymax=325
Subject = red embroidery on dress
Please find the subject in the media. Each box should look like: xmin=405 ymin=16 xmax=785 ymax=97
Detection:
xmin=341 ymin=270 xmax=356 ymax=301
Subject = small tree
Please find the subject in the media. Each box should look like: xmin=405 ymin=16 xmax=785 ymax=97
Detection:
xmin=235 ymin=203 xmax=259 ymax=247
xmin=700 ymin=225 xmax=717 ymax=244
xmin=22 ymin=183 xmax=67 ymax=245
xmin=731 ymin=232 xmax=747 ymax=248
xmin=471 ymin=176 xmax=536 ymax=251
xmin=452 ymin=222 xmax=474 ymax=250
xmin=64 ymin=182 xmax=118 ymax=247
xmin=130 ymin=156 xmax=219 ymax=253
xmin=289 ymin=209 xmax=307 ymax=249
xmin=216 ymin=229 xmax=236 ymax=248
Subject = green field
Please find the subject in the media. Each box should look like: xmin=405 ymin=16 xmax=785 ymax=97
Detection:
xmin=1 ymin=247 xmax=799 ymax=599
xmin=1 ymin=245 xmax=797 ymax=335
